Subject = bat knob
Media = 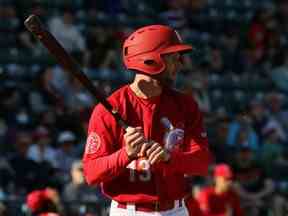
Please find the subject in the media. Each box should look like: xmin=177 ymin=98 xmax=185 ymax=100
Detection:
xmin=24 ymin=14 xmax=45 ymax=35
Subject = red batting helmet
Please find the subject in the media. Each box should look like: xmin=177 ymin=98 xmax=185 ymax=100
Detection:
xmin=122 ymin=25 xmax=193 ymax=75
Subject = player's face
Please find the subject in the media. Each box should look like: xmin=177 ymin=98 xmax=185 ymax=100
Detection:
xmin=215 ymin=176 xmax=232 ymax=192
xmin=156 ymin=52 xmax=183 ymax=87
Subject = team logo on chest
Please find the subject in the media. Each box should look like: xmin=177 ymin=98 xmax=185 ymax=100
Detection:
xmin=85 ymin=132 xmax=101 ymax=154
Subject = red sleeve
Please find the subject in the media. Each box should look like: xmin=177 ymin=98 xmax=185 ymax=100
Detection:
xmin=230 ymin=191 xmax=244 ymax=216
xmin=82 ymin=105 xmax=131 ymax=185
xmin=196 ymin=189 xmax=211 ymax=215
xmin=185 ymin=195 xmax=204 ymax=216
xmin=163 ymin=96 xmax=212 ymax=176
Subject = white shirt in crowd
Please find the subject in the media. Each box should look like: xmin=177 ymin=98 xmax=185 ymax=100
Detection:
xmin=48 ymin=16 xmax=85 ymax=52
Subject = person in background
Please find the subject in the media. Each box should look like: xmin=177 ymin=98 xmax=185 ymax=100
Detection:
xmin=185 ymin=195 xmax=203 ymax=216
xmin=27 ymin=126 xmax=57 ymax=168
xmin=26 ymin=188 xmax=63 ymax=216
xmin=232 ymin=147 xmax=274 ymax=216
xmin=261 ymin=127 xmax=283 ymax=176
xmin=248 ymin=99 xmax=268 ymax=144
xmin=196 ymin=163 xmax=244 ymax=216
xmin=226 ymin=110 xmax=259 ymax=151
xmin=8 ymin=131 xmax=50 ymax=194
xmin=62 ymin=160 xmax=103 ymax=215
xmin=265 ymin=92 xmax=288 ymax=141
xmin=48 ymin=9 xmax=85 ymax=52
xmin=55 ymin=131 xmax=77 ymax=179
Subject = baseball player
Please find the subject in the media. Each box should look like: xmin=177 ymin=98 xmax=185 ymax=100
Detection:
xmin=26 ymin=188 xmax=61 ymax=216
xmin=83 ymin=25 xmax=211 ymax=216
xmin=196 ymin=164 xmax=244 ymax=216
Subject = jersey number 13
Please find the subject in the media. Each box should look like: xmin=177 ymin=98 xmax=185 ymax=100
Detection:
xmin=127 ymin=159 xmax=151 ymax=182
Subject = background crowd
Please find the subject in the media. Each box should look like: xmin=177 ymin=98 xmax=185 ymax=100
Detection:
xmin=1 ymin=0 xmax=288 ymax=215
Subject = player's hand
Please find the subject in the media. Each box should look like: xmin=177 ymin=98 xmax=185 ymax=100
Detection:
xmin=138 ymin=141 xmax=153 ymax=157
xmin=124 ymin=126 xmax=145 ymax=159
xmin=145 ymin=141 xmax=171 ymax=165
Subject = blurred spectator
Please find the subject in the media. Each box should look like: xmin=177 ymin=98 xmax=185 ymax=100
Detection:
xmin=62 ymin=160 xmax=102 ymax=215
xmin=46 ymin=66 xmax=73 ymax=106
xmin=55 ymin=131 xmax=78 ymax=178
xmin=221 ymin=29 xmax=242 ymax=73
xmin=265 ymin=92 xmax=288 ymax=139
xmin=240 ymin=44 xmax=260 ymax=73
xmin=48 ymin=9 xmax=85 ymax=52
xmin=63 ymin=160 xmax=101 ymax=202
xmin=27 ymin=126 xmax=57 ymax=168
xmin=18 ymin=30 xmax=44 ymax=56
xmin=0 ymin=85 xmax=22 ymax=127
xmin=208 ymin=118 xmax=232 ymax=163
xmin=190 ymin=80 xmax=211 ymax=113
xmin=0 ymin=157 xmax=13 ymax=195
xmin=0 ymin=119 xmax=8 ymax=153
xmin=273 ymin=192 xmax=288 ymax=216
xmin=185 ymin=64 xmax=211 ymax=114
xmin=29 ymin=68 xmax=63 ymax=113
xmin=209 ymin=46 xmax=224 ymax=74
xmin=8 ymin=131 xmax=50 ymax=193
xmin=232 ymin=147 xmax=275 ymax=216
xmin=247 ymin=7 xmax=276 ymax=62
xmin=189 ymin=0 xmax=207 ymax=11
xmin=85 ymin=0 xmax=122 ymax=14
xmin=271 ymin=148 xmax=288 ymax=216
xmin=249 ymin=100 xmax=268 ymax=143
xmin=261 ymin=127 xmax=283 ymax=176
xmin=39 ymin=110 xmax=57 ymax=129
xmin=185 ymin=195 xmax=203 ymax=216
xmin=262 ymin=119 xmax=286 ymax=144
xmin=226 ymin=111 xmax=259 ymax=151
xmin=275 ymin=0 xmax=288 ymax=33
xmin=26 ymin=188 xmax=63 ymax=216
xmin=85 ymin=26 xmax=120 ymax=79
xmin=269 ymin=50 xmax=288 ymax=92
xmin=265 ymin=28 xmax=283 ymax=64
xmin=0 ymin=5 xmax=19 ymax=34
xmin=159 ymin=0 xmax=188 ymax=28
xmin=66 ymin=78 xmax=94 ymax=111
xmin=196 ymin=163 xmax=244 ymax=216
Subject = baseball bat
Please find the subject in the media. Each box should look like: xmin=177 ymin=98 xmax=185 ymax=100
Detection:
xmin=24 ymin=14 xmax=129 ymax=130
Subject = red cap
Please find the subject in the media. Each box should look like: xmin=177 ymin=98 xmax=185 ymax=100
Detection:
xmin=213 ymin=163 xmax=233 ymax=179
xmin=26 ymin=189 xmax=51 ymax=213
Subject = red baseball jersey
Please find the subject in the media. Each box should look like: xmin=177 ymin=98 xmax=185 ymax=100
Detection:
xmin=185 ymin=195 xmax=204 ymax=216
xmin=83 ymin=85 xmax=211 ymax=203
xmin=196 ymin=187 xmax=244 ymax=216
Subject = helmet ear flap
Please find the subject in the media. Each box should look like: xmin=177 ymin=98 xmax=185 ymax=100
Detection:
xmin=142 ymin=53 xmax=166 ymax=74
xmin=125 ymin=53 xmax=166 ymax=74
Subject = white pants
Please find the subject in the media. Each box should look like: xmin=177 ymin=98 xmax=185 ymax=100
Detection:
xmin=109 ymin=199 xmax=189 ymax=216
